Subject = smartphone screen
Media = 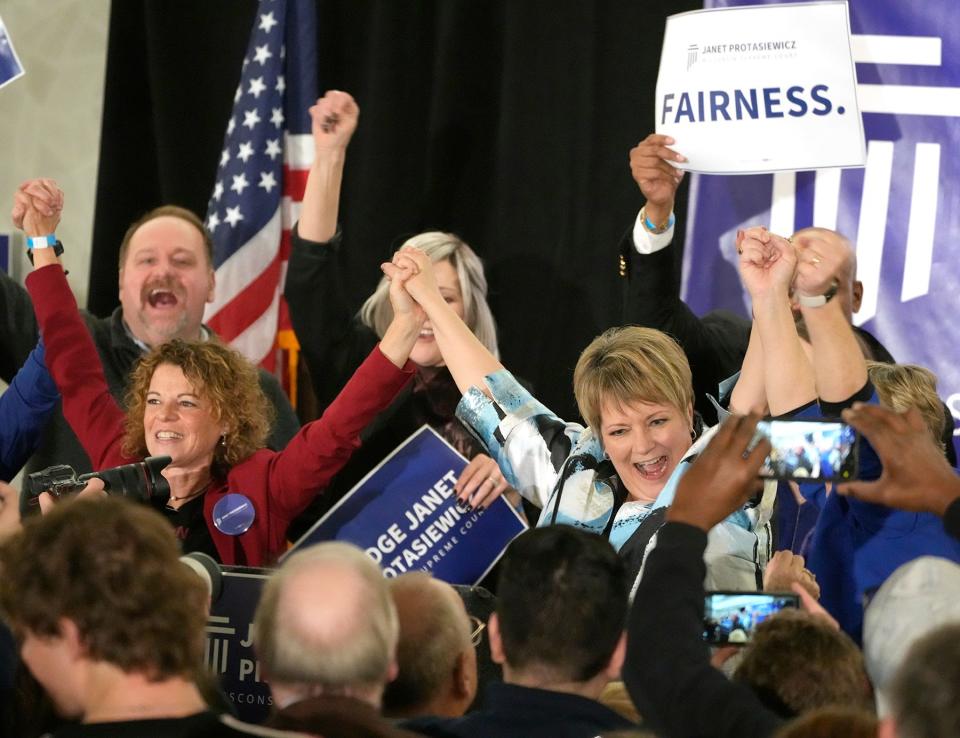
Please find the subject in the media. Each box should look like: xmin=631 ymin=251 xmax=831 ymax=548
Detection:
xmin=753 ymin=418 xmax=858 ymax=482
xmin=702 ymin=591 xmax=799 ymax=645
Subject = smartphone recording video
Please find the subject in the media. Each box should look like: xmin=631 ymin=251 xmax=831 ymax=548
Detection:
xmin=753 ymin=418 xmax=858 ymax=482
xmin=702 ymin=591 xmax=799 ymax=645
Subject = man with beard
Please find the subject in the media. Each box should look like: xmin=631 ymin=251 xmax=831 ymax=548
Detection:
xmin=2 ymin=179 xmax=299 ymax=478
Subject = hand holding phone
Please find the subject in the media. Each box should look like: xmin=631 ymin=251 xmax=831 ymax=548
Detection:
xmin=751 ymin=418 xmax=859 ymax=482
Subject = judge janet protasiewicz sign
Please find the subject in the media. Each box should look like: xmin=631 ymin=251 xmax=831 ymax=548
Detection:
xmin=287 ymin=424 xmax=529 ymax=584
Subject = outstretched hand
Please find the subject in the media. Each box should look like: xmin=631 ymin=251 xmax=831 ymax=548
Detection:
xmin=667 ymin=412 xmax=770 ymax=532
xmin=837 ymin=404 xmax=960 ymax=516
xmin=309 ymin=90 xmax=359 ymax=155
xmin=629 ymin=133 xmax=686 ymax=215
xmin=12 ymin=178 xmax=63 ymax=236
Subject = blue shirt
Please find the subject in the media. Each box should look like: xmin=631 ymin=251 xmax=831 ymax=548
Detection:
xmin=0 ymin=340 xmax=59 ymax=481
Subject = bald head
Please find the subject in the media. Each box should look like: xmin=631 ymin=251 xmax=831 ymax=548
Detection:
xmin=383 ymin=572 xmax=477 ymax=718
xmin=791 ymin=227 xmax=863 ymax=321
xmin=254 ymin=543 xmax=398 ymax=705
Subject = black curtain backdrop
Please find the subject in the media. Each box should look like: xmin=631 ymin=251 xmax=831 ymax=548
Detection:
xmin=91 ymin=0 xmax=699 ymax=422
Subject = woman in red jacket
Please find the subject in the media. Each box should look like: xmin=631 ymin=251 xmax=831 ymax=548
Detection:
xmin=21 ymin=182 xmax=423 ymax=566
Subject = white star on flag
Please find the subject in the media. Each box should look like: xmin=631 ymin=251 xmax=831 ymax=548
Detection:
xmin=270 ymin=107 xmax=284 ymax=128
xmin=275 ymin=75 xmax=285 ymax=93
xmin=259 ymin=12 xmax=278 ymax=32
xmin=248 ymin=76 xmax=267 ymax=98
xmin=207 ymin=212 xmax=221 ymax=233
xmin=253 ymin=44 xmax=273 ymax=65
xmin=258 ymin=171 xmax=278 ymax=193
xmin=237 ymin=141 xmax=255 ymax=162
xmin=231 ymin=173 xmax=249 ymax=195
xmin=264 ymin=138 xmax=281 ymax=160
xmin=220 ymin=148 xmax=230 ymax=166
xmin=223 ymin=206 xmax=243 ymax=227
xmin=242 ymin=109 xmax=262 ymax=129
xmin=212 ymin=181 xmax=224 ymax=201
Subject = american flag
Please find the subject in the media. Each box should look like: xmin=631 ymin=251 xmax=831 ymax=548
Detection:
xmin=204 ymin=0 xmax=316 ymax=400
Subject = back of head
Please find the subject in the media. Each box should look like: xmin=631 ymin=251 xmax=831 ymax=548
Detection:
xmin=574 ymin=326 xmax=693 ymax=437
xmin=0 ymin=497 xmax=207 ymax=678
xmin=887 ymin=622 xmax=960 ymax=738
xmin=734 ymin=609 xmax=872 ymax=717
xmin=866 ymin=362 xmax=945 ymax=449
xmin=359 ymin=231 xmax=499 ymax=357
xmin=254 ymin=543 xmax=398 ymax=699
xmin=496 ymin=526 xmax=628 ymax=683
xmin=382 ymin=572 xmax=474 ymax=717
xmin=863 ymin=556 xmax=960 ymax=716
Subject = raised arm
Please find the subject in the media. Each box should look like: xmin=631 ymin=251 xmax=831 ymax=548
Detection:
xmin=298 ymin=91 xmax=357 ymax=243
xmin=0 ymin=179 xmax=63 ymax=381
xmin=623 ymin=135 xmax=751 ymax=423
xmin=283 ymin=92 xmax=371 ymax=410
xmin=20 ymin=182 xmax=129 ymax=470
xmin=737 ymin=227 xmax=816 ymax=416
xmin=266 ymin=261 xmax=422 ymax=518
xmin=793 ymin=231 xmax=867 ymax=403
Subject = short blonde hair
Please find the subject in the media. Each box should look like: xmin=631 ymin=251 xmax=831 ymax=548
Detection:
xmin=573 ymin=326 xmax=693 ymax=437
xmin=867 ymin=361 xmax=945 ymax=448
xmin=254 ymin=543 xmax=398 ymax=692
xmin=359 ymin=231 xmax=499 ymax=358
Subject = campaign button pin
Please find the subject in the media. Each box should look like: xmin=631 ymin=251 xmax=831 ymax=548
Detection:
xmin=213 ymin=493 xmax=255 ymax=535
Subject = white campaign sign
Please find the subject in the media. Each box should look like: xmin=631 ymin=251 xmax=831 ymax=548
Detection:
xmin=655 ymin=1 xmax=865 ymax=174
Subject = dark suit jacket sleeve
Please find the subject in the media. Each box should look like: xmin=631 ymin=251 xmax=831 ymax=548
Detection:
xmin=0 ymin=270 xmax=40 ymax=383
xmin=624 ymin=522 xmax=783 ymax=738
xmin=620 ymin=228 xmax=750 ymax=421
xmin=284 ymin=224 xmax=378 ymax=414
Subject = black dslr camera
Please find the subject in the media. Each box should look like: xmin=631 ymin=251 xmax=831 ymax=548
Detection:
xmin=22 ymin=456 xmax=172 ymax=508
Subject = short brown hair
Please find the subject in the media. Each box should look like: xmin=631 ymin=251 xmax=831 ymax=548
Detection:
xmin=734 ymin=610 xmax=873 ymax=717
xmin=383 ymin=572 xmax=471 ymax=714
xmin=574 ymin=326 xmax=693 ymax=437
xmin=889 ymin=622 xmax=960 ymax=738
xmin=773 ymin=706 xmax=877 ymax=738
xmin=118 ymin=205 xmax=213 ymax=269
xmin=0 ymin=497 xmax=207 ymax=679
xmin=123 ymin=338 xmax=273 ymax=469
xmin=867 ymin=361 xmax=945 ymax=449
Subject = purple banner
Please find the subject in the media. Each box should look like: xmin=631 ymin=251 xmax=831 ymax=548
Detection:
xmin=686 ymin=0 xmax=960 ymax=450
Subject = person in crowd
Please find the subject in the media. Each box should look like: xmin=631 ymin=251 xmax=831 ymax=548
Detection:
xmin=862 ymin=556 xmax=960 ymax=717
xmin=0 ymin=497 xmax=294 ymax=737
xmin=621 ymin=134 xmax=957 ymax=468
xmin=383 ymin=245 xmax=772 ymax=589
xmin=733 ymin=224 xmax=960 ymax=641
xmin=283 ymin=90 xmax=514 ymax=536
xmin=405 ymin=525 xmax=638 ymax=737
xmin=623 ymin=411 xmax=873 ymax=737
xmin=772 ymin=707 xmax=877 ymax=738
xmin=3 ymin=179 xmax=299 ymax=481
xmin=253 ymin=542 xmax=422 ymax=737
xmin=0 ymin=340 xmax=58 ymax=481
xmin=19 ymin=182 xmax=423 ymax=566
xmin=382 ymin=572 xmax=478 ymax=719
xmin=880 ymin=623 xmax=960 ymax=738
xmin=733 ymin=609 xmax=873 ymax=717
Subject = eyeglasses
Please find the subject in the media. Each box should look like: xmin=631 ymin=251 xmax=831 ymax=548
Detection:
xmin=469 ymin=615 xmax=486 ymax=647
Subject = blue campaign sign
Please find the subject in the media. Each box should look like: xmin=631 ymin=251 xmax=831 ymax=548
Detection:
xmin=204 ymin=567 xmax=272 ymax=725
xmin=288 ymin=425 xmax=528 ymax=584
